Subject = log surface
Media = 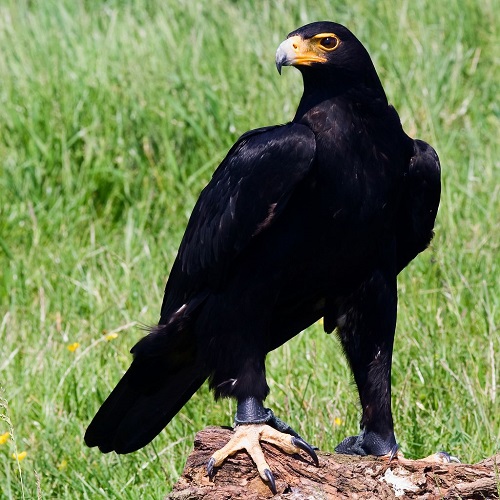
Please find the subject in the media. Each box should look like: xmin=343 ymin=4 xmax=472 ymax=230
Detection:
xmin=167 ymin=426 xmax=499 ymax=499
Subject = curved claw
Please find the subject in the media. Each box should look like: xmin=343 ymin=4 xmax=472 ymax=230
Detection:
xmin=206 ymin=457 xmax=216 ymax=479
xmin=264 ymin=468 xmax=277 ymax=495
xmin=437 ymin=451 xmax=461 ymax=463
xmin=389 ymin=443 xmax=400 ymax=462
xmin=292 ymin=436 xmax=319 ymax=467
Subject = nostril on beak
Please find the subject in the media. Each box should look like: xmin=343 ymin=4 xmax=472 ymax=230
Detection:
xmin=292 ymin=43 xmax=298 ymax=51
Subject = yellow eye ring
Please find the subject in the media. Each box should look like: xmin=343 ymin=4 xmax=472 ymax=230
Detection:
xmin=319 ymin=36 xmax=339 ymax=50
xmin=313 ymin=33 xmax=340 ymax=51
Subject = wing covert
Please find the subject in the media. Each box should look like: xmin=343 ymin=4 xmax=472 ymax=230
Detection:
xmin=396 ymin=139 xmax=441 ymax=271
xmin=177 ymin=123 xmax=316 ymax=279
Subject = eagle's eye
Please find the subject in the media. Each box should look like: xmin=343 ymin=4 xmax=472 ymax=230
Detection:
xmin=318 ymin=35 xmax=339 ymax=51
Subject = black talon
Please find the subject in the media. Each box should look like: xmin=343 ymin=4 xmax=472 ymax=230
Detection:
xmin=389 ymin=443 xmax=399 ymax=462
xmin=437 ymin=451 xmax=461 ymax=463
xmin=207 ymin=457 xmax=216 ymax=479
xmin=264 ymin=468 xmax=277 ymax=495
xmin=436 ymin=451 xmax=451 ymax=462
xmin=292 ymin=436 xmax=319 ymax=467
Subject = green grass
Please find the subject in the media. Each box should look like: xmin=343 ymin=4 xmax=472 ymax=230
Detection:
xmin=0 ymin=0 xmax=498 ymax=497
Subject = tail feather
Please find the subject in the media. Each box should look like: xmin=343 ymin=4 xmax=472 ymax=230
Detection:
xmin=85 ymin=354 xmax=207 ymax=453
xmin=86 ymin=298 xmax=210 ymax=453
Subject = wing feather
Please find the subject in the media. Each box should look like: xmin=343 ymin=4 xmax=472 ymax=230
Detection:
xmin=396 ymin=139 xmax=441 ymax=271
xmin=177 ymin=123 xmax=316 ymax=278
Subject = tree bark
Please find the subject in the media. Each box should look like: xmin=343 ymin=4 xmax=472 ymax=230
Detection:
xmin=167 ymin=426 xmax=499 ymax=500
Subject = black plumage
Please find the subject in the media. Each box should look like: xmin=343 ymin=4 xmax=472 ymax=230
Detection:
xmin=86 ymin=21 xmax=440 ymax=462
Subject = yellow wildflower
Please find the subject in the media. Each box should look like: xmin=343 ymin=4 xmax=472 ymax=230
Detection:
xmin=12 ymin=451 xmax=27 ymax=461
xmin=334 ymin=417 xmax=343 ymax=426
xmin=105 ymin=333 xmax=119 ymax=341
xmin=318 ymin=317 xmax=324 ymax=325
xmin=57 ymin=459 xmax=68 ymax=471
xmin=0 ymin=432 xmax=9 ymax=445
xmin=67 ymin=342 xmax=80 ymax=352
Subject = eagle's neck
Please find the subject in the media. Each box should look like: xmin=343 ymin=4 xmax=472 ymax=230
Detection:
xmin=293 ymin=70 xmax=388 ymax=126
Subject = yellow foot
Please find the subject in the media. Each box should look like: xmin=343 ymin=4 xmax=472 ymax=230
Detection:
xmin=417 ymin=451 xmax=461 ymax=463
xmin=206 ymin=424 xmax=319 ymax=494
xmin=389 ymin=449 xmax=460 ymax=464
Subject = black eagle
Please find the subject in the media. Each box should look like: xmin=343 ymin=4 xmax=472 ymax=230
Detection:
xmin=86 ymin=21 xmax=442 ymax=492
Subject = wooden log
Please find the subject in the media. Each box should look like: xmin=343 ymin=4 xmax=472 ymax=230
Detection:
xmin=166 ymin=426 xmax=499 ymax=499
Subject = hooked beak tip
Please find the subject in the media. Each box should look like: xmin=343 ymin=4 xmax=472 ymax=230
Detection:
xmin=276 ymin=37 xmax=298 ymax=75
xmin=275 ymin=44 xmax=288 ymax=75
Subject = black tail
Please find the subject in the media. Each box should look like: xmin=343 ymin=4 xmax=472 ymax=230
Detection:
xmin=85 ymin=324 xmax=207 ymax=453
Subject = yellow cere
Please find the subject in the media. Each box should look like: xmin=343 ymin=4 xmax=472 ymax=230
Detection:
xmin=284 ymin=35 xmax=328 ymax=66
xmin=67 ymin=342 xmax=80 ymax=352
xmin=0 ymin=432 xmax=9 ymax=445
xmin=12 ymin=451 xmax=27 ymax=461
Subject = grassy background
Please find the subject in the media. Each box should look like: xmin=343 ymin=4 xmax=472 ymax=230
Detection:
xmin=0 ymin=0 xmax=498 ymax=497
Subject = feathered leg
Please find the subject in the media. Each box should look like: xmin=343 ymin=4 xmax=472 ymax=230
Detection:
xmin=334 ymin=265 xmax=460 ymax=464
xmin=198 ymin=294 xmax=318 ymax=494
xmin=335 ymin=266 xmax=398 ymax=456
